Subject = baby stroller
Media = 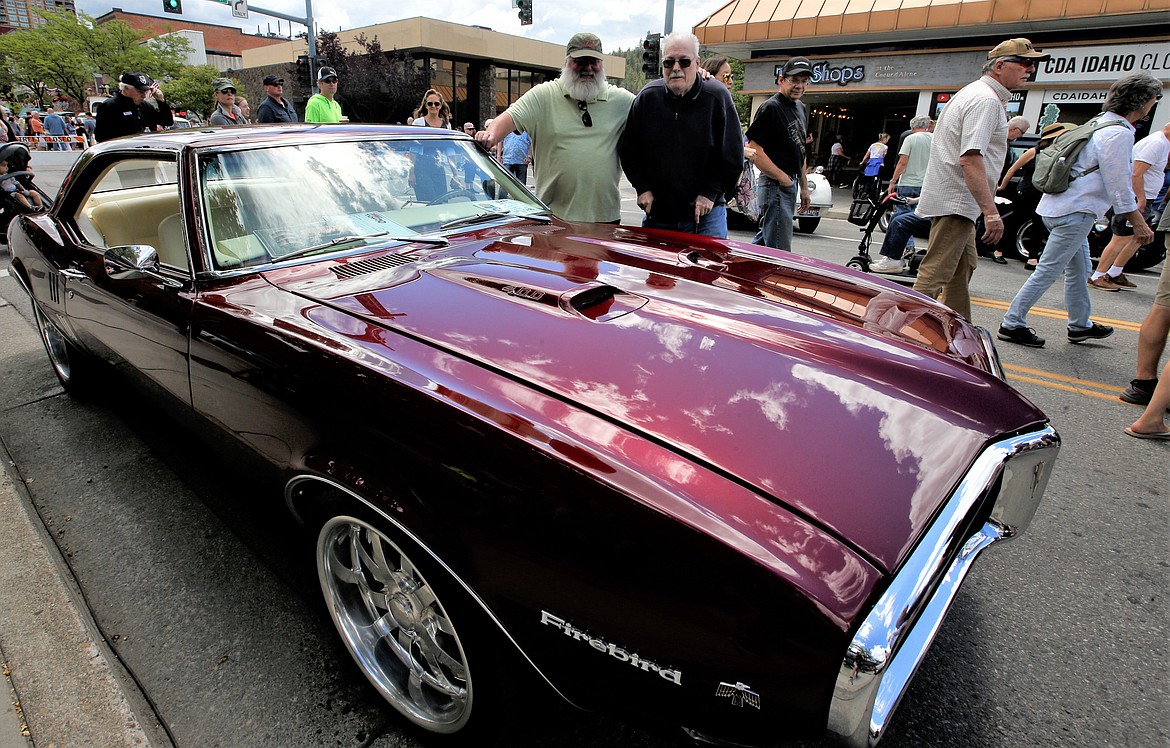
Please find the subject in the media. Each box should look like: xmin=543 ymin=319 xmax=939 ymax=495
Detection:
xmin=843 ymin=191 xmax=926 ymax=283
xmin=0 ymin=142 xmax=48 ymax=242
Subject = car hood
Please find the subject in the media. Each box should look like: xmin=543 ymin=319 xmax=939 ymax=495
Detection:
xmin=265 ymin=222 xmax=1047 ymax=572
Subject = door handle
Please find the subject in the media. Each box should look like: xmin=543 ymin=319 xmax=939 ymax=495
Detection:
xmin=60 ymin=268 xmax=86 ymax=279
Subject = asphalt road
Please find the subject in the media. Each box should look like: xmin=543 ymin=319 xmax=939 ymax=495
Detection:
xmin=0 ymin=150 xmax=1165 ymax=747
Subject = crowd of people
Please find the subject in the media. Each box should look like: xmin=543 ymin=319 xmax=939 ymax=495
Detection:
xmin=12 ymin=33 xmax=1169 ymax=438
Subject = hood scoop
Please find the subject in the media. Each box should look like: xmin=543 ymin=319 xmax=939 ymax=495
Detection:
xmin=331 ymin=253 xmax=416 ymax=279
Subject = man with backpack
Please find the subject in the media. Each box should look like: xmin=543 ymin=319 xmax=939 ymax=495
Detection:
xmin=912 ymin=38 xmax=1049 ymax=320
xmin=998 ymin=72 xmax=1161 ymax=348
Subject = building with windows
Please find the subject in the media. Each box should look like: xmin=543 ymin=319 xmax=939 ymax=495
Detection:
xmin=241 ymin=16 xmax=625 ymax=128
xmin=0 ymin=0 xmax=73 ymax=31
xmin=694 ymin=0 xmax=1168 ymax=171
xmin=92 ymin=7 xmax=289 ymax=68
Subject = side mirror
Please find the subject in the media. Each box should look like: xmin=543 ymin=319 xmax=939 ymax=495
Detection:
xmin=104 ymin=245 xmax=182 ymax=287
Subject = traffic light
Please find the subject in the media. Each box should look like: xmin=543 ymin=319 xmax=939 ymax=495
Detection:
xmin=517 ymin=0 xmax=532 ymax=25
xmin=296 ymin=55 xmax=311 ymax=87
xmin=163 ymin=0 xmax=182 ymax=13
xmin=642 ymin=33 xmax=661 ymax=79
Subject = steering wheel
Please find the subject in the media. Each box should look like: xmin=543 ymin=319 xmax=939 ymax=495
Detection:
xmin=427 ymin=189 xmax=478 ymax=205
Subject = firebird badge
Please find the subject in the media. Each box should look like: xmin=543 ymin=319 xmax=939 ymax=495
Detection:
xmin=540 ymin=611 xmax=682 ymax=685
xmin=716 ymin=681 xmax=761 ymax=709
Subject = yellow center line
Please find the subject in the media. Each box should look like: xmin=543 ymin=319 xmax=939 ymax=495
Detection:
xmin=972 ymin=297 xmax=1142 ymax=331
xmin=1005 ymin=373 xmax=1124 ymax=402
xmin=1002 ymin=363 xmax=1125 ymax=393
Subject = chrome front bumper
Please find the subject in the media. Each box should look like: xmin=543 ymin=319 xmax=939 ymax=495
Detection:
xmin=826 ymin=425 xmax=1060 ymax=747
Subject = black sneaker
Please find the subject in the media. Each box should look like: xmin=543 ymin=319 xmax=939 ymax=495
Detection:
xmin=1068 ymin=322 xmax=1114 ymax=343
xmin=1120 ymin=378 xmax=1157 ymax=405
xmin=998 ymin=325 xmax=1045 ymax=348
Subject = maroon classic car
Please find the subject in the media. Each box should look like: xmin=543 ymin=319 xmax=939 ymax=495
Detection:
xmin=8 ymin=125 xmax=1059 ymax=747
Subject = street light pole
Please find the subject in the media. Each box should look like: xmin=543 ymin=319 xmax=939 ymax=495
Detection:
xmin=244 ymin=0 xmax=317 ymax=77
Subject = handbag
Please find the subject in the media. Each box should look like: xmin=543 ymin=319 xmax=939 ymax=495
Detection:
xmin=734 ymin=161 xmax=759 ymax=222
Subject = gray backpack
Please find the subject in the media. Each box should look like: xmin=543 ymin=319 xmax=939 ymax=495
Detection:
xmin=1031 ymin=117 xmax=1127 ymax=194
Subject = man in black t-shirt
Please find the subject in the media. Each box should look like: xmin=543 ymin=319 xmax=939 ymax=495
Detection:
xmin=745 ymin=56 xmax=812 ymax=250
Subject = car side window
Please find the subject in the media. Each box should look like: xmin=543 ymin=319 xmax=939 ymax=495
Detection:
xmin=74 ymin=157 xmax=188 ymax=273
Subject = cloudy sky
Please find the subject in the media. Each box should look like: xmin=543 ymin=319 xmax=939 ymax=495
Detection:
xmin=76 ymin=0 xmax=725 ymax=54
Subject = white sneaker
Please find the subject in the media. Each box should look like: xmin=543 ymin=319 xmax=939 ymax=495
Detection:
xmin=870 ymin=257 xmax=905 ymax=274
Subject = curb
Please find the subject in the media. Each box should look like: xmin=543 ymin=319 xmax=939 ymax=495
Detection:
xmin=0 ymin=283 xmax=170 ymax=748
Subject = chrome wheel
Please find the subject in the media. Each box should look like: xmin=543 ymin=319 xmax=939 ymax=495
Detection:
xmin=317 ymin=515 xmax=472 ymax=733
xmin=34 ymin=304 xmax=73 ymax=383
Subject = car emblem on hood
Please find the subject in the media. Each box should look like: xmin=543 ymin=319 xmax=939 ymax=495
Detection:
xmin=716 ymin=681 xmax=760 ymax=709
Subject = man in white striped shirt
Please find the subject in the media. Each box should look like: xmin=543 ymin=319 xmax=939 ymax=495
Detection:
xmin=912 ymin=38 xmax=1049 ymax=320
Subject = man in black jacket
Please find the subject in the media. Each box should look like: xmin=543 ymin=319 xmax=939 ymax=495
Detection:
xmin=256 ymin=74 xmax=298 ymax=123
xmin=94 ymin=73 xmax=174 ymax=143
xmin=619 ymin=32 xmax=743 ymax=238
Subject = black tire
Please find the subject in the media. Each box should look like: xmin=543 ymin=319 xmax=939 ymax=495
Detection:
xmin=33 ymin=302 xmax=95 ymax=398
xmin=846 ymin=257 xmax=868 ymax=272
xmin=1015 ymin=217 xmax=1048 ymax=262
xmin=1125 ymin=237 xmax=1167 ymax=272
xmin=311 ymin=493 xmax=518 ymax=743
xmin=797 ymin=216 xmax=820 ymax=234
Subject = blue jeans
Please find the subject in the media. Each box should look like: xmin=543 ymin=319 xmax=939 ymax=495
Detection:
xmin=753 ymin=176 xmax=796 ymax=251
xmin=644 ymin=204 xmax=728 ymax=239
xmin=506 ymin=162 xmax=528 ymax=183
xmin=1003 ymin=212 xmax=1096 ymax=331
xmin=878 ymin=210 xmax=930 ymax=260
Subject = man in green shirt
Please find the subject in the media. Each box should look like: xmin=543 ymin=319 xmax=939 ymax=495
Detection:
xmin=476 ymin=33 xmax=634 ymax=222
xmin=305 ymin=66 xmax=344 ymax=124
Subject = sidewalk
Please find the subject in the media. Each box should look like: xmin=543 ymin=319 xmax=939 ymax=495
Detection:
xmin=0 ymin=280 xmax=165 ymax=748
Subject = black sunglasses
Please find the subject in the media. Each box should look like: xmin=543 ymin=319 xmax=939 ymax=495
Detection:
xmin=219 ymin=88 xmax=236 ymax=94
xmin=662 ymin=57 xmax=694 ymax=69
xmin=577 ymin=100 xmax=592 ymax=127
xmin=1003 ymin=56 xmax=1037 ymax=66
xmin=426 ymin=101 xmax=443 ymax=107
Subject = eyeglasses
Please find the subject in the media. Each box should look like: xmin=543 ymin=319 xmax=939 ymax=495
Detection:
xmin=321 ymin=78 xmax=338 ymax=84
xmin=426 ymin=101 xmax=443 ymax=107
xmin=219 ymin=88 xmax=236 ymax=94
xmin=577 ymin=100 xmax=592 ymax=127
xmin=1003 ymin=57 xmax=1037 ymax=67
xmin=662 ymin=57 xmax=693 ymax=70
xmin=573 ymin=57 xmax=600 ymax=67
xmin=721 ymin=72 xmax=733 ymax=82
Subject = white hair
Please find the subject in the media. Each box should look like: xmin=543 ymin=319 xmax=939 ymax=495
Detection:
xmin=561 ymin=58 xmax=606 ymax=102
xmin=661 ymin=31 xmax=700 ymax=58
xmin=1006 ymin=116 xmax=1030 ymax=133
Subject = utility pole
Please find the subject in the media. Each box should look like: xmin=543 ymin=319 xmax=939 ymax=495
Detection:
xmin=210 ymin=0 xmax=318 ymax=77
xmin=664 ymin=0 xmax=674 ymax=34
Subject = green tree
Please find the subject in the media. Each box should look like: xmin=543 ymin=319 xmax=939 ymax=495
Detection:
xmin=612 ymin=46 xmax=649 ymax=93
xmin=0 ymin=10 xmax=190 ymax=109
xmin=315 ymin=31 xmax=428 ymax=123
xmin=727 ymin=57 xmax=751 ymax=127
xmin=161 ymin=65 xmax=228 ymax=120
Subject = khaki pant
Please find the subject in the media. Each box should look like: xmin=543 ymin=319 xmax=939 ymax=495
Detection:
xmin=913 ymin=215 xmax=978 ymax=320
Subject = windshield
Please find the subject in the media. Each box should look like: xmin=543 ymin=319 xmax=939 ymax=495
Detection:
xmin=199 ymin=138 xmax=547 ymax=270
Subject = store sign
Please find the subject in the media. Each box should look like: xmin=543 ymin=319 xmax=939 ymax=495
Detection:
xmin=1034 ymin=41 xmax=1170 ymax=83
xmin=1045 ymin=90 xmax=1108 ymax=103
xmin=773 ymin=61 xmax=866 ymax=86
